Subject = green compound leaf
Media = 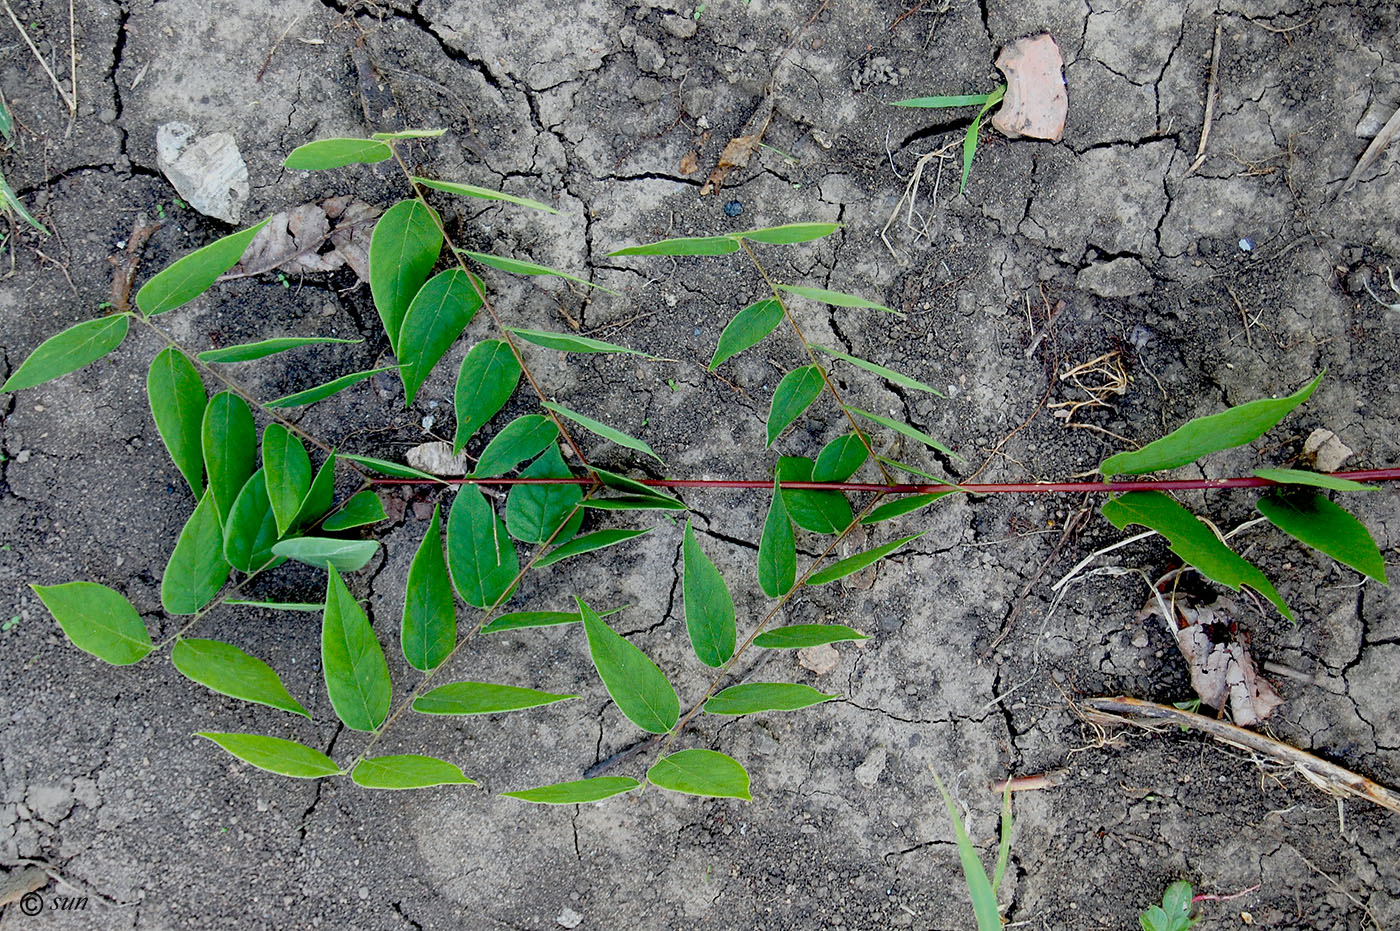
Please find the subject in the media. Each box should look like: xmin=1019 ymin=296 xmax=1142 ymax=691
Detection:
xmin=960 ymin=84 xmax=1006 ymax=193
xmin=222 ymin=470 xmax=283 ymax=573
xmin=813 ymin=433 xmax=868 ymax=482
xmin=461 ymin=250 xmax=616 ymax=293
xmin=196 ymin=733 xmax=339 ymax=778
xmin=579 ymin=596 xmax=678 ymax=734
xmin=454 ymin=339 xmax=522 ymax=454
xmin=1102 ymin=491 xmax=1292 ymax=621
xmin=1256 ymin=491 xmax=1387 ymax=584
xmin=609 ymin=235 xmax=740 ymax=257
xmin=341 ymin=453 xmax=439 ymax=481
xmin=368 ymin=199 xmax=443 ymax=353
xmin=32 ymin=581 xmax=152 ymax=665
xmin=807 ymin=531 xmax=927 ymax=586
xmin=1253 ymin=467 xmax=1375 ymax=492
xmin=264 ymin=366 xmax=397 ymax=408
xmin=758 ymin=479 xmax=797 ymax=598
xmin=767 ymin=365 xmax=825 ymax=448
xmin=412 ymin=176 xmax=558 ymax=214
xmin=543 ymin=400 xmax=663 ymax=463
xmin=3 ymin=314 xmax=129 ymax=393
xmin=891 ymin=92 xmax=995 ymax=108
xmin=535 ymin=528 xmax=652 ymax=568
xmin=272 ymin=537 xmax=380 ymax=572
xmin=509 ymin=327 xmax=647 ymax=356
xmin=413 ymin=681 xmax=579 ymax=715
xmin=136 ymin=219 xmax=270 ymax=316
xmin=262 ymin=423 xmax=313 ymax=536
xmin=283 ymin=137 xmax=393 ymax=170
xmin=777 ymin=456 xmax=852 ymax=534
xmin=370 ymin=128 xmax=447 ymax=140
xmin=291 ymin=452 xmax=338 ymax=531
xmin=704 ymin=683 xmax=838 ymax=715
xmin=1101 ymin=373 xmax=1323 ymax=476
xmin=161 ymin=491 xmax=231 ymax=614
xmin=683 ymin=521 xmax=737 ymax=667
xmin=776 ymin=284 xmax=896 ymax=314
xmin=737 ymin=222 xmax=841 ymax=245
xmin=147 ymin=346 xmax=207 ymax=497
xmin=850 ymin=407 xmax=958 ymax=458
xmin=861 ymin=492 xmax=955 ymax=524
xmin=474 ymin=414 xmax=560 ymax=478
xmin=446 ymin=485 xmax=519 ymax=609
xmin=813 ymin=344 xmax=942 ymax=395
xmin=709 ymin=298 xmax=784 ymax=370
xmin=754 ymin=624 xmax=869 ymax=649
xmin=402 ymin=504 xmax=457 ymax=671
xmin=502 ymin=777 xmax=641 ymax=804
xmin=202 ymin=391 xmax=256 ymax=523
xmin=197 ymin=336 xmax=363 ymax=364
xmin=322 ymin=566 xmax=391 ymax=731
xmin=351 ymin=755 xmax=474 ymax=790
xmin=646 ymin=748 xmax=751 ymax=800
xmin=321 ymin=490 xmax=386 ymax=531
xmin=172 ymin=638 xmax=308 ymax=716
xmin=398 ymin=268 xmax=484 ymax=405
xmin=505 ymin=443 xmax=584 ymax=544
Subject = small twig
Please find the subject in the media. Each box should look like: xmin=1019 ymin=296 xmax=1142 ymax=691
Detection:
xmin=1224 ymin=283 xmax=1254 ymax=347
xmin=256 ymin=14 xmax=302 ymax=82
xmin=2 ymin=0 xmax=76 ymax=113
xmin=1186 ymin=20 xmax=1223 ymax=176
xmin=108 ymin=214 xmax=163 ymax=312
xmin=1193 ymin=883 xmax=1262 ymax=904
xmin=1341 ymin=104 xmax=1400 ymax=194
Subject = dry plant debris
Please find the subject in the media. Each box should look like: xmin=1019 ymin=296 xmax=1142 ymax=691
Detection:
xmin=227 ymin=195 xmax=381 ymax=283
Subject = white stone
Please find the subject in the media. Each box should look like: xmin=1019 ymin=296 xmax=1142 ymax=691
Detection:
xmin=156 ymin=122 xmax=249 ymax=224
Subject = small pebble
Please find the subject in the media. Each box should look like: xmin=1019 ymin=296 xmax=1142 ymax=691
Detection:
xmin=1238 ymin=238 xmax=1254 ymax=252
xmin=98 ymin=108 xmax=118 ymax=124
xmin=724 ymin=199 xmax=743 ymax=217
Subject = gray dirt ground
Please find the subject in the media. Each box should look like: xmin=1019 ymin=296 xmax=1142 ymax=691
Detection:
xmin=2 ymin=0 xmax=1399 ymax=928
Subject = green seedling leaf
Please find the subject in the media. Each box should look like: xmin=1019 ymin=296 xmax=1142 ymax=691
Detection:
xmin=814 ymin=344 xmax=942 ymax=394
xmin=265 ymin=366 xmax=397 ymax=408
xmin=776 ymin=284 xmax=895 ymax=314
xmin=509 ymin=327 xmax=647 ymax=356
xmin=197 ymin=336 xmax=362 ymax=364
xmin=322 ymin=566 xmax=391 ymax=731
xmin=226 ymin=600 xmax=324 ymax=612
xmin=481 ymin=607 xmax=622 ymax=634
xmin=3 ymin=314 xmax=129 ymax=393
xmin=32 ymin=581 xmax=152 ymax=665
xmin=446 ymin=485 xmax=519 ymax=608
xmin=807 ymin=531 xmax=926 ymax=586
xmin=341 ymin=453 xmax=438 ymax=481
xmin=412 ymin=681 xmax=578 ymax=714
xmin=1253 ymin=467 xmax=1375 ymax=492
xmin=1102 ymin=491 xmax=1292 ymax=621
xmin=851 ymin=407 xmax=957 ymax=458
xmin=535 ymin=528 xmax=652 ymax=568
xmin=171 ymin=638 xmax=308 ymax=716
xmin=705 ymin=683 xmax=837 ymax=715
xmin=931 ymin=768 xmax=1002 ymax=930
xmin=758 ymin=479 xmax=797 ymax=598
xmin=891 ymin=93 xmax=994 ymax=108
xmin=291 ymin=452 xmax=338 ymax=531
xmin=1101 ymin=373 xmax=1323 ymax=476
xmin=579 ymin=596 xmax=678 ymax=734
xmin=352 ymin=755 xmax=474 ymax=790
xmin=473 ymin=414 xmax=560 ymax=477
xmin=262 ymin=423 xmax=313 ymax=536
xmin=0 ymin=166 xmax=47 ymax=232
xmin=283 ymin=137 xmax=393 ymax=170
xmin=506 ymin=444 xmax=584 ymax=544
xmin=1139 ymin=880 xmax=1195 ymax=931
xmin=647 ymin=748 xmax=751 ymax=800
xmin=370 ymin=128 xmax=448 ymax=140
xmin=401 ymin=505 xmax=456 ymax=671
xmin=754 ymin=624 xmax=869 ymax=649
xmin=709 ymin=298 xmax=784 ymax=370
xmin=737 ymin=222 xmax=841 ymax=245
xmin=0 ymin=96 xmax=10 ymax=139
xmin=502 ymin=777 xmax=641 ymax=804
xmin=777 ymin=456 xmax=853 ymax=534
xmin=272 ymin=537 xmax=379 ymax=572
xmin=454 ymin=339 xmax=522 ymax=454
xmin=609 ymin=235 xmax=740 ymax=257
xmin=368 ymin=199 xmax=443 ymax=352
xmin=223 ymin=470 xmax=282 ymax=573
xmin=813 ymin=433 xmax=868 ymax=482
xmin=398 ymin=268 xmax=484 ymax=405
xmin=683 ymin=521 xmax=737 ymax=667
xmin=1256 ymin=491 xmax=1386 ymax=583
xmin=161 ymin=491 xmax=230 ymax=614
xmin=412 ymin=176 xmax=558 ymax=213
xmin=959 ymin=84 xmax=1006 ymax=193
xmin=195 ymin=733 xmax=339 ymax=778
xmin=321 ymin=490 xmax=386 ymax=531
xmin=543 ymin=401 xmax=663 ymax=463
xmin=202 ymin=391 xmax=256 ymax=523
xmin=585 ymin=496 xmax=688 ymax=511
xmin=147 ymin=346 xmax=207 ymax=497
xmin=767 ymin=365 xmax=824 ymax=447
xmin=862 ymin=492 xmax=955 ymax=524
xmin=136 ymin=219 xmax=270 ymax=316
xmin=460 ymin=250 xmax=616 ymax=293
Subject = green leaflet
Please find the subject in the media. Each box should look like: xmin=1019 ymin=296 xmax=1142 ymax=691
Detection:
xmin=283 ymin=137 xmax=393 ymax=170
xmin=398 ymin=269 xmax=484 ymax=405
xmin=861 ymin=492 xmax=954 ymax=524
xmin=161 ymin=491 xmax=231 ymax=614
xmin=271 ymin=537 xmax=380 ymax=572
xmin=454 ymin=339 xmax=522 ymax=454
xmin=758 ymin=478 xmax=796 ymax=598
xmin=481 ymin=607 xmax=623 ymax=634
xmin=737 ymin=222 xmax=841 ymax=245
xmin=265 ymin=366 xmax=397 ymax=408
xmin=584 ymin=496 xmax=688 ymax=512
xmin=460 ymin=250 xmax=617 ymax=294
xmin=371 ymin=128 xmax=447 ymax=140
xmin=202 ymin=391 xmax=256 ymax=523
xmin=351 ymin=755 xmax=474 ymax=790
xmin=776 ymin=284 xmax=896 ymax=314
xmin=709 ymin=298 xmax=785 ymax=370
xmin=322 ymin=566 xmax=392 ymax=731
xmin=683 ymin=521 xmax=737 ymax=667
xmin=195 ymin=733 xmax=339 ymax=779
xmin=412 ymin=176 xmax=558 ymax=214
xmin=542 ymin=401 xmax=663 ymax=463
xmin=262 ymin=423 xmax=313 ymax=536
xmin=340 ymin=453 xmax=439 ymax=481
xmin=446 ymin=485 xmax=519 ymax=609
xmin=891 ymin=92 xmax=995 ymax=108
xmin=171 ymin=639 xmax=308 ymax=717
xmin=608 ymin=235 xmax=740 ymax=257
xmin=291 ymin=452 xmax=338 ymax=531
xmin=226 ymin=600 xmax=325 ymax=612
xmin=368 ymin=199 xmax=443 ymax=353
xmin=502 ymin=776 xmax=641 ymax=804
xmin=32 ymin=581 xmax=152 ymax=666
xmin=412 ymin=681 xmax=578 ymax=714
xmin=136 ymin=219 xmax=270 ymax=316
xmin=197 ymin=336 xmax=363 ymax=364
xmin=2 ymin=314 xmax=129 ymax=393
xmin=777 ymin=456 xmax=853 ymax=534
xmin=813 ymin=433 xmax=868 ymax=482
xmin=402 ymin=504 xmax=456 ymax=671
xmin=1102 ymin=491 xmax=1292 ymax=621
xmin=578 ymin=597 xmax=678 ymax=735
xmin=1101 ymin=373 xmax=1323 ymax=476
xmin=535 ymin=528 xmax=652 ymax=568
xmin=753 ymin=624 xmax=869 ymax=649
xmin=960 ymin=84 xmax=1006 ymax=192
xmin=593 ymin=467 xmax=681 ymax=504
xmin=147 ymin=346 xmax=207 ymax=497
xmin=704 ymin=683 xmax=838 ymax=715
xmin=647 ymin=748 xmax=752 ymax=800
xmin=1256 ymin=491 xmax=1386 ymax=583
xmin=321 ymin=490 xmax=386 ymax=531
xmin=509 ymin=327 xmax=647 ymax=356
xmin=222 ymin=470 xmax=283 ymax=573
xmin=850 ymin=407 xmax=957 ymax=458
xmin=474 ymin=414 xmax=560 ymax=477
xmin=505 ymin=444 xmax=584 ymax=544
xmin=1252 ymin=467 xmax=1375 ymax=492
xmin=813 ymin=344 xmax=942 ymax=395
xmin=766 ymin=365 xmax=824 ymax=447
xmin=807 ymin=531 xmax=927 ymax=586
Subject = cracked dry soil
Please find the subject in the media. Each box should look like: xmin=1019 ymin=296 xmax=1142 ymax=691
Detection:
xmin=2 ymin=0 xmax=1399 ymax=928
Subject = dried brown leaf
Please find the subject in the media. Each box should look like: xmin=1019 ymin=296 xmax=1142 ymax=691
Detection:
xmin=230 ymin=196 xmax=382 ymax=283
